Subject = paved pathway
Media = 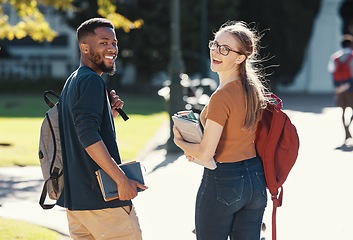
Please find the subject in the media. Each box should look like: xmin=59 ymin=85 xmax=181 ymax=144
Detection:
xmin=1 ymin=93 xmax=353 ymax=239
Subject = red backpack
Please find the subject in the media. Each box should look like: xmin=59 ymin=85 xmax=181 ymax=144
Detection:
xmin=333 ymin=53 xmax=353 ymax=82
xmin=255 ymin=93 xmax=300 ymax=240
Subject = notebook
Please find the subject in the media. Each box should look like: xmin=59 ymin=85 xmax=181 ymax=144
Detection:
xmin=172 ymin=110 xmax=217 ymax=170
xmin=95 ymin=161 xmax=145 ymax=201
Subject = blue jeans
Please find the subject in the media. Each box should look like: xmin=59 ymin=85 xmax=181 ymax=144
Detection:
xmin=195 ymin=156 xmax=267 ymax=240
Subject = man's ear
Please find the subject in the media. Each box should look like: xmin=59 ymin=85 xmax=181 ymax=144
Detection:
xmin=80 ymin=43 xmax=89 ymax=54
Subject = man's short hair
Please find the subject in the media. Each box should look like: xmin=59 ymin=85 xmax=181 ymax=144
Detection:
xmin=341 ymin=34 xmax=353 ymax=48
xmin=77 ymin=18 xmax=114 ymax=42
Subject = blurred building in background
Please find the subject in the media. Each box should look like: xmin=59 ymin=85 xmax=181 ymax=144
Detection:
xmin=0 ymin=4 xmax=77 ymax=80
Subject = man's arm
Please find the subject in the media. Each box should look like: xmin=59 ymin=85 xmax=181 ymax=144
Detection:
xmin=85 ymin=141 xmax=147 ymax=200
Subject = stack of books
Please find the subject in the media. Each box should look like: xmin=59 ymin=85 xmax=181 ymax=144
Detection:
xmin=172 ymin=110 xmax=217 ymax=170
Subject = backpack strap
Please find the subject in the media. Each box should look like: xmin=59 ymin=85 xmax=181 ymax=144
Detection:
xmin=344 ymin=51 xmax=353 ymax=64
xmin=271 ymin=186 xmax=283 ymax=240
xmin=264 ymin=93 xmax=286 ymax=240
xmin=39 ymin=178 xmax=56 ymax=209
xmin=44 ymin=90 xmax=60 ymax=108
xmin=263 ymin=94 xmax=286 ymax=200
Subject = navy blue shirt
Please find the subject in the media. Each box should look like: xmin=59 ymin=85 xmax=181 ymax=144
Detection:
xmin=58 ymin=66 xmax=131 ymax=210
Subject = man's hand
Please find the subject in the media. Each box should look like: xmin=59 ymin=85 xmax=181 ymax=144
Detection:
xmin=109 ymin=90 xmax=124 ymax=118
xmin=117 ymin=177 xmax=148 ymax=201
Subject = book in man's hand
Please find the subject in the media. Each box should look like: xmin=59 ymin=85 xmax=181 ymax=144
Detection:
xmin=172 ymin=110 xmax=217 ymax=170
xmin=95 ymin=161 xmax=145 ymax=202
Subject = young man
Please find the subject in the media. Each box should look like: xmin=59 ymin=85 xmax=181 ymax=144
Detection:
xmin=58 ymin=18 xmax=147 ymax=239
xmin=328 ymin=34 xmax=353 ymax=145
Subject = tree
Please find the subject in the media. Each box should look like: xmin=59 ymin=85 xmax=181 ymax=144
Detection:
xmin=340 ymin=0 xmax=353 ymax=35
xmin=0 ymin=0 xmax=143 ymax=42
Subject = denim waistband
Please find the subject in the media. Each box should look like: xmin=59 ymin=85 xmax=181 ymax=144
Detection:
xmin=215 ymin=156 xmax=261 ymax=169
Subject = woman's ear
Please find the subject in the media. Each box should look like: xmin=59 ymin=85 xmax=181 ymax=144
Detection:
xmin=236 ymin=55 xmax=246 ymax=64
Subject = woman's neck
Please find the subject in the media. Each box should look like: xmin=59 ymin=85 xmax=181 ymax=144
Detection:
xmin=217 ymin=67 xmax=242 ymax=87
xmin=218 ymin=73 xmax=241 ymax=88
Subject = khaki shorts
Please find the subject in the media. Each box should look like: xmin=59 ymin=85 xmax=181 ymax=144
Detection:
xmin=66 ymin=206 xmax=142 ymax=240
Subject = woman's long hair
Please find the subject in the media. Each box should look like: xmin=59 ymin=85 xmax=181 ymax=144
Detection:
xmin=217 ymin=21 xmax=270 ymax=130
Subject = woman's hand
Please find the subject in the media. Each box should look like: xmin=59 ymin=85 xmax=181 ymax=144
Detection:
xmin=172 ymin=126 xmax=184 ymax=145
xmin=173 ymin=119 xmax=223 ymax=163
xmin=184 ymin=152 xmax=195 ymax=162
xmin=173 ymin=126 xmax=195 ymax=162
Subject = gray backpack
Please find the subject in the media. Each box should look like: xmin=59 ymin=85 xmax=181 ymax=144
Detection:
xmin=38 ymin=90 xmax=63 ymax=209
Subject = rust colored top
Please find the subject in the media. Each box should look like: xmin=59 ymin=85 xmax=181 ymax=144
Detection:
xmin=200 ymin=80 xmax=256 ymax=163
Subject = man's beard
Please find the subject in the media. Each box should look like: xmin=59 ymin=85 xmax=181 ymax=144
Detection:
xmin=90 ymin=52 xmax=116 ymax=75
xmin=97 ymin=61 xmax=116 ymax=75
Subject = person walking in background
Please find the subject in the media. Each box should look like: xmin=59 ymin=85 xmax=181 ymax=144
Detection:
xmin=328 ymin=34 xmax=353 ymax=146
xmin=173 ymin=21 xmax=270 ymax=240
xmin=58 ymin=18 xmax=147 ymax=239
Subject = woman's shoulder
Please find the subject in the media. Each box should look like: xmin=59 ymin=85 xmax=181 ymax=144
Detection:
xmin=212 ymin=81 xmax=244 ymax=100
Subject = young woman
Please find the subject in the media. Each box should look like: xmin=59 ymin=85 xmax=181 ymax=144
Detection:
xmin=173 ymin=21 xmax=270 ymax=240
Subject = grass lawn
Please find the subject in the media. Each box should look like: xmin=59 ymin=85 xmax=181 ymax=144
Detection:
xmin=0 ymin=93 xmax=169 ymax=166
xmin=0 ymin=217 xmax=62 ymax=240
xmin=0 ymin=92 xmax=170 ymax=238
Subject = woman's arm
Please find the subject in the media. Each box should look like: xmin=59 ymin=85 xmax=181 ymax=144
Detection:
xmin=173 ymin=119 xmax=223 ymax=162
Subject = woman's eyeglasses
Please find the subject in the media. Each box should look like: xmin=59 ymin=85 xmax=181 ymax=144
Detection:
xmin=208 ymin=40 xmax=243 ymax=56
